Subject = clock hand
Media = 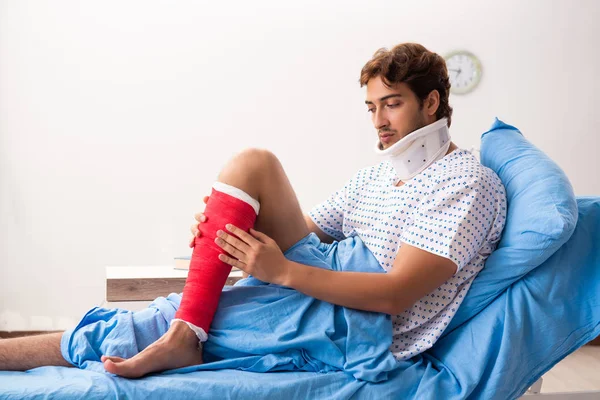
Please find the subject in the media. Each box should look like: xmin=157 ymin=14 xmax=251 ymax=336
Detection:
xmin=449 ymin=68 xmax=462 ymax=77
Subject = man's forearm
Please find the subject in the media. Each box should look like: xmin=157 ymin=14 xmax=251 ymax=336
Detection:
xmin=282 ymin=260 xmax=404 ymax=315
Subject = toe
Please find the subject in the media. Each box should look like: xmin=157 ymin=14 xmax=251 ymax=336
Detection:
xmin=103 ymin=358 xmax=119 ymax=374
xmin=103 ymin=358 xmax=142 ymax=378
xmin=101 ymin=355 xmax=125 ymax=363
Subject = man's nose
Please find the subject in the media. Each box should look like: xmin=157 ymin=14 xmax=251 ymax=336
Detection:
xmin=373 ymin=110 xmax=389 ymax=130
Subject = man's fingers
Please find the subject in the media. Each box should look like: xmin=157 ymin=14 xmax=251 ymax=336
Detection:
xmin=218 ymin=253 xmax=245 ymax=270
xmin=224 ymin=224 xmax=257 ymax=247
xmin=215 ymin=238 xmax=246 ymax=261
xmin=190 ymin=196 xmax=210 ymax=241
xmin=194 ymin=212 xmax=207 ymax=223
xmin=190 ymin=223 xmax=202 ymax=237
xmin=217 ymin=229 xmax=251 ymax=253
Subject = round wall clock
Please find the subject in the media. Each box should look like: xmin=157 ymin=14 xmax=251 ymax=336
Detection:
xmin=444 ymin=50 xmax=483 ymax=95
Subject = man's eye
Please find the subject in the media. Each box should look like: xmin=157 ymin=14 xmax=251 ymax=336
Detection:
xmin=386 ymin=103 xmax=400 ymax=108
xmin=367 ymin=108 xmax=375 ymax=113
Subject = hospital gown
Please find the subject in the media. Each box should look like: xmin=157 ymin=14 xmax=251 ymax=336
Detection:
xmin=309 ymin=149 xmax=507 ymax=359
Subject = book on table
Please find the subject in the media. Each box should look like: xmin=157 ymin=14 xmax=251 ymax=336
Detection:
xmin=174 ymin=256 xmax=192 ymax=270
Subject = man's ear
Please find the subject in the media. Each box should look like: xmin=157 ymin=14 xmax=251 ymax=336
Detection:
xmin=424 ymin=90 xmax=440 ymax=117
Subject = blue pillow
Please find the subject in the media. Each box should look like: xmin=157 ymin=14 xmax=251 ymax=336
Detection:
xmin=443 ymin=118 xmax=578 ymax=334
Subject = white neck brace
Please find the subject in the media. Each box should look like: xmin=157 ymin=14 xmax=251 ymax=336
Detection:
xmin=374 ymin=117 xmax=451 ymax=182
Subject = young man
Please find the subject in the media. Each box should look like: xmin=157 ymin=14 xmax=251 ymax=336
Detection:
xmin=0 ymin=43 xmax=506 ymax=378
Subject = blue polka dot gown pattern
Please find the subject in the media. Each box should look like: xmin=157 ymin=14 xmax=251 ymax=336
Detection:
xmin=309 ymin=149 xmax=507 ymax=360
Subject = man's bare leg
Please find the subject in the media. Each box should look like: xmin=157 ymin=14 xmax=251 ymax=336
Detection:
xmin=103 ymin=148 xmax=310 ymax=378
xmin=0 ymin=332 xmax=71 ymax=370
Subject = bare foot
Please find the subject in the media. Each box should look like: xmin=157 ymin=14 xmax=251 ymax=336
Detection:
xmin=101 ymin=320 xmax=203 ymax=378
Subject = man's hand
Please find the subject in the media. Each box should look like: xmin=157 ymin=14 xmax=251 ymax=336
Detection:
xmin=215 ymin=224 xmax=290 ymax=285
xmin=189 ymin=195 xmax=210 ymax=248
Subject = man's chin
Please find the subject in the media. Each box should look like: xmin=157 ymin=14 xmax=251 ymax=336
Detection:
xmin=380 ymin=139 xmax=399 ymax=150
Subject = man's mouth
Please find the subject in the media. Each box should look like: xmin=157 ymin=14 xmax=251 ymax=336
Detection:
xmin=380 ymin=133 xmax=395 ymax=144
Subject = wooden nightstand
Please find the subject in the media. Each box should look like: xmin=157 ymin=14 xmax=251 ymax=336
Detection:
xmin=104 ymin=266 xmax=243 ymax=309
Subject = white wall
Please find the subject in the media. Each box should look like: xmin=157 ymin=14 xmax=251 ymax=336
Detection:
xmin=1 ymin=0 xmax=599 ymax=331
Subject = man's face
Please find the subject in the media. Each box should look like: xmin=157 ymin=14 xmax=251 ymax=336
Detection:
xmin=365 ymin=76 xmax=428 ymax=150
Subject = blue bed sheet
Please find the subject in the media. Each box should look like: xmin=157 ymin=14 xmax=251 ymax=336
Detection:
xmin=1 ymin=197 xmax=599 ymax=400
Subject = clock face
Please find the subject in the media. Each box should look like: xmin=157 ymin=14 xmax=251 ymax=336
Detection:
xmin=445 ymin=51 xmax=482 ymax=95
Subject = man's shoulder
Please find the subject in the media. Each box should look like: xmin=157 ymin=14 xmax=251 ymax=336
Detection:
xmin=429 ymin=150 xmax=506 ymax=198
xmin=435 ymin=149 xmax=495 ymax=179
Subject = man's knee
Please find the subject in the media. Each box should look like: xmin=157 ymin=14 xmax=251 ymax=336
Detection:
xmin=222 ymin=148 xmax=279 ymax=180
xmin=238 ymin=148 xmax=279 ymax=169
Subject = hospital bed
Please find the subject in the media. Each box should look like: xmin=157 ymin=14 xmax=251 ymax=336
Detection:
xmin=1 ymin=119 xmax=598 ymax=399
